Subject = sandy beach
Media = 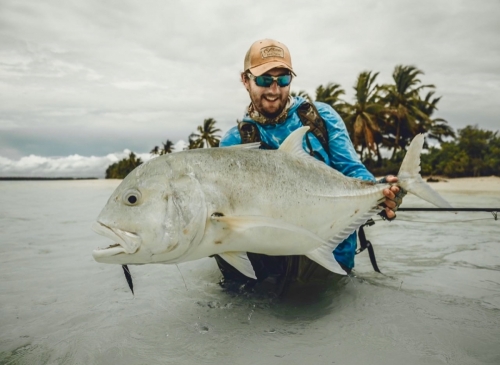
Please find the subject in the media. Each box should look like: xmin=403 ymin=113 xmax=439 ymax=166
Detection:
xmin=423 ymin=176 xmax=500 ymax=193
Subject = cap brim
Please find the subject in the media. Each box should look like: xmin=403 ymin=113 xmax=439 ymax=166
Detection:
xmin=249 ymin=61 xmax=296 ymax=76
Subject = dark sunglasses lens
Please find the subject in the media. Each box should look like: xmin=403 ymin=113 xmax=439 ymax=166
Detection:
xmin=254 ymin=75 xmax=292 ymax=87
xmin=277 ymin=75 xmax=292 ymax=87
xmin=254 ymin=76 xmax=273 ymax=87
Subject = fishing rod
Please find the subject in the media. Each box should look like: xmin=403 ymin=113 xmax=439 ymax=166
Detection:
xmin=358 ymin=207 xmax=499 ymax=273
xmin=398 ymin=207 xmax=499 ymax=220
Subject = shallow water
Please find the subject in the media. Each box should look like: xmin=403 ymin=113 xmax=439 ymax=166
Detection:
xmin=1 ymin=180 xmax=499 ymax=365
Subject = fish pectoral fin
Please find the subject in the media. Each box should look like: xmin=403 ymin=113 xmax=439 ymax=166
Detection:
xmin=218 ymin=252 xmax=257 ymax=280
xmin=211 ymin=215 xmax=326 ymax=244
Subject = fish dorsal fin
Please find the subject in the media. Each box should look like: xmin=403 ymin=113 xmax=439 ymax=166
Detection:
xmin=278 ymin=126 xmax=312 ymax=158
xmin=223 ymin=142 xmax=261 ymax=150
xmin=217 ymin=252 xmax=256 ymax=279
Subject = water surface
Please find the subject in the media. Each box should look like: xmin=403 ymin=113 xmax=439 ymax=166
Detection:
xmin=1 ymin=180 xmax=499 ymax=364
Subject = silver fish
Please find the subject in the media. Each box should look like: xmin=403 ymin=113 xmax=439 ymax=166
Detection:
xmin=92 ymin=127 xmax=451 ymax=279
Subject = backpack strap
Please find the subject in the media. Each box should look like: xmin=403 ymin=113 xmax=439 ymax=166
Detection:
xmin=355 ymin=219 xmax=381 ymax=273
xmin=237 ymin=121 xmax=273 ymax=149
xmin=237 ymin=101 xmax=330 ymax=153
xmin=296 ymin=101 xmax=330 ymax=153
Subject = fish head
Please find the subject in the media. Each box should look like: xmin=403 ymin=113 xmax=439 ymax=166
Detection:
xmin=92 ymin=161 xmax=207 ymax=265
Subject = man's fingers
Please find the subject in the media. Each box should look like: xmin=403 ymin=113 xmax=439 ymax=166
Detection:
xmin=390 ymin=185 xmax=400 ymax=194
xmin=385 ymin=207 xmax=396 ymax=219
xmin=383 ymin=188 xmax=395 ymax=200
xmin=385 ymin=175 xmax=398 ymax=183
xmin=379 ymin=176 xmax=405 ymax=221
xmin=384 ymin=199 xmax=397 ymax=209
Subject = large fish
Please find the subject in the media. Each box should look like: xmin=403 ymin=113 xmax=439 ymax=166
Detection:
xmin=92 ymin=127 xmax=451 ymax=279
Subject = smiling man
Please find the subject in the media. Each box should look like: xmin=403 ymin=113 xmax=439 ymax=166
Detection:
xmin=217 ymin=39 xmax=404 ymax=290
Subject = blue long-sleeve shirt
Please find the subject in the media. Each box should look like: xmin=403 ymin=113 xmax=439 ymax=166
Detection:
xmin=221 ymin=96 xmax=375 ymax=270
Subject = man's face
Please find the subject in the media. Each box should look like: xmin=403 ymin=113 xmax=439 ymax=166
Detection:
xmin=243 ymin=68 xmax=291 ymax=119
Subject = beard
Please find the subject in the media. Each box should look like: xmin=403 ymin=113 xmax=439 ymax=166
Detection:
xmin=250 ymin=92 xmax=288 ymax=119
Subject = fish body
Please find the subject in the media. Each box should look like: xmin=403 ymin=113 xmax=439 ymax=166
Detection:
xmin=92 ymin=127 xmax=451 ymax=278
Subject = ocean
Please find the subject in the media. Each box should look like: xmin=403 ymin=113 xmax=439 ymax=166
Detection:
xmin=1 ymin=180 xmax=499 ymax=365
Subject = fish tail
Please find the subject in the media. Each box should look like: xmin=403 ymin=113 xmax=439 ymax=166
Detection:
xmin=396 ymin=134 xmax=452 ymax=208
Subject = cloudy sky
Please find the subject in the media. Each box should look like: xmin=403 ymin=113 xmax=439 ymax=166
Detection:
xmin=1 ymin=0 xmax=499 ymax=177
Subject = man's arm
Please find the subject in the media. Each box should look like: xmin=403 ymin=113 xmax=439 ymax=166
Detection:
xmin=315 ymin=102 xmax=402 ymax=219
xmin=315 ymin=102 xmax=375 ymax=181
xmin=220 ymin=126 xmax=242 ymax=147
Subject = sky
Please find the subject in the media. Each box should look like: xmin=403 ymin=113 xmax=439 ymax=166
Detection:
xmin=1 ymin=0 xmax=499 ymax=177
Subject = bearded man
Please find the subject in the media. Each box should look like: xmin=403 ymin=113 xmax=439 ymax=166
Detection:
xmin=216 ymin=39 xmax=403 ymax=290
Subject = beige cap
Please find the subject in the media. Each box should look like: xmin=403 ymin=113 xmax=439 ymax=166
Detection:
xmin=244 ymin=39 xmax=296 ymax=76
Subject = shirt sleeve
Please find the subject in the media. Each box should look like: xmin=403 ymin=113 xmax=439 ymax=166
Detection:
xmin=315 ymin=102 xmax=375 ymax=182
xmin=220 ymin=126 xmax=242 ymax=147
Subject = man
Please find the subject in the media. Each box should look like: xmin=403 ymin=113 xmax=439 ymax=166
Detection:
xmin=216 ymin=39 xmax=403 ymax=289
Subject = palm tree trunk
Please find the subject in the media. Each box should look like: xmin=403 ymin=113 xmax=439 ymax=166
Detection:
xmin=392 ymin=117 xmax=401 ymax=160
xmin=375 ymin=144 xmax=382 ymax=167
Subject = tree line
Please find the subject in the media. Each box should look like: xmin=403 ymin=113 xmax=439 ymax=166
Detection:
xmin=105 ymin=118 xmax=221 ymax=178
xmin=106 ymin=65 xmax=499 ymax=179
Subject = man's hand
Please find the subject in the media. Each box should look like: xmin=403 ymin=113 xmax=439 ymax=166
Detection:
xmin=380 ymin=175 xmax=406 ymax=220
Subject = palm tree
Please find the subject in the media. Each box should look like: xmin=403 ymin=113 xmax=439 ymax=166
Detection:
xmin=191 ymin=118 xmax=221 ymax=148
xmin=290 ymin=90 xmax=313 ymax=102
xmin=150 ymin=145 xmax=160 ymax=156
xmin=418 ymin=91 xmax=455 ymax=143
xmin=343 ymin=71 xmax=384 ymax=161
xmin=160 ymin=139 xmax=174 ymax=155
xmin=106 ymin=152 xmax=143 ymax=179
xmin=150 ymin=139 xmax=174 ymax=155
xmin=188 ymin=133 xmax=201 ymax=149
xmin=379 ymin=65 xmax=435 ymax=157
xmin=315 ymin=83 xmax=346 ymax=117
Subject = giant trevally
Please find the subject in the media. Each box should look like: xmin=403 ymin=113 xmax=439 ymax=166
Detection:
xmin=92 ymin=127 xmax=451 ymax=279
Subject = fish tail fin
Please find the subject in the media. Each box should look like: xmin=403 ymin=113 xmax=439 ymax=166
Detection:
xmin=397 ymin=134 xmax=452 ymax=208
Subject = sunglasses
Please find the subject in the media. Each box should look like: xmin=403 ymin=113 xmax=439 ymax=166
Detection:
xmin=247 ymin=73 xmax=292 ymax=87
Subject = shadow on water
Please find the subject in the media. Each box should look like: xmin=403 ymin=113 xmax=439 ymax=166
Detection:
xmin=216 ymin=273 xmax=352 ymax=321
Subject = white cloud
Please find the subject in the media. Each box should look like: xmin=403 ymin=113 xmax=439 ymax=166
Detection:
xmin=0 ymin=140 xmax=189 ymax=178
xmin=0 ymin=0 xmax=499 ymax=162
xmin=0 ymin=151 xmax=138 ymax=178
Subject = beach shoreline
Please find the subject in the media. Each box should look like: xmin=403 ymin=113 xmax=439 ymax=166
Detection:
xmin=421 ymin=175 xmax=500 ymax=193
xmin=1 ymin=175 xmax=498 ymax=192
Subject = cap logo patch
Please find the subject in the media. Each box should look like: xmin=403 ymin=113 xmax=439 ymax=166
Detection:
xmin=260 ymin=46 xmax=284 ymax=59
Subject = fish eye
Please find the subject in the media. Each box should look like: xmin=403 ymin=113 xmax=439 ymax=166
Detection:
xmin=123 ymin=189 xmax=141 ymax=206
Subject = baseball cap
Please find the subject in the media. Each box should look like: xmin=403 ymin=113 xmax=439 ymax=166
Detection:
xmin=243 ymin=39 xmax=296 ymax=76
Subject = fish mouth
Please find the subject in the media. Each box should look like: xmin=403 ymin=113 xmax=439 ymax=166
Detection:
xmin=92 ymin=221 xmax=142 ymax=259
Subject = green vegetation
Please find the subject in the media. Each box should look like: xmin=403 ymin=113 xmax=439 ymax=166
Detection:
xmin=105 ymin=152 xmax=143 ymax=179
xmin=299 ymin=65 xmax=457 ymax=162
xmin=294 ymin=64 xmax=498 ymax=177
xmin=421 ymin=126 xmax=500 ymax=177
xmin=105 ymin=119 xmax=222 ymax=179
xmin=188 ymin=118 xmax=222 ymax=149
xmin=106 ymin=64 xmax=498 ymax=179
